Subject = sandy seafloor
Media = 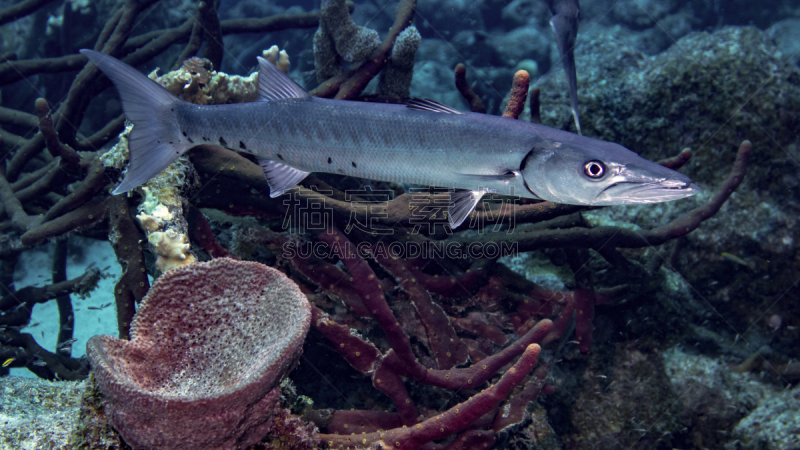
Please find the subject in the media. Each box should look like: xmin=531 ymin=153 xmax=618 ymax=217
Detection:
xmin=9 ymin=238 xmax=120 ymax=377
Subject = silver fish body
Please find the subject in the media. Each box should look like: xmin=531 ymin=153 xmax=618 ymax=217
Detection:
xmin=80 ymin=49 xmax=698 ymax=227
xmin=177 ymin=98 xmax=537 ymax=195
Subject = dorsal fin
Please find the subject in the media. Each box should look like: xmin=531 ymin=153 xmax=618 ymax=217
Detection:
xmin=406 ymin=98 xmax=464 ymax=114
xmin=256 ymin=57 xmax=310 ymax=101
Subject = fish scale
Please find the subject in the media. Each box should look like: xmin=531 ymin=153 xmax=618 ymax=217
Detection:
xmin=176 ymin=98 xmax=534 ymax=190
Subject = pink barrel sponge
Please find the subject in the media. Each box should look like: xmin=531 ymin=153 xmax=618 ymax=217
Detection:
xmin=87 ymin=258 xmax=312 ymax=450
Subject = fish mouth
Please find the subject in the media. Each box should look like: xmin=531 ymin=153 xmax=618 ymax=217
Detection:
xmin=595 ymin=178 xmax=700 ymax=205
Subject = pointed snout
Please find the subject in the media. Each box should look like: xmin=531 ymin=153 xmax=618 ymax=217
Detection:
xmin=595 ymin=163 xmax=700 ymax=205
xmin=624 ymin=179 xmax=700 ymax=203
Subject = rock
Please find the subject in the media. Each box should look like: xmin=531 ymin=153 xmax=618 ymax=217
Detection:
xmin=489 ymin=26 xmax=552 ymax=72
xmin=0 ymin=376 xmax=87 ymax=450
xmin=767 ymin=18 xmax=800 ymax=68
xmin=499 ymin=0 xmax=549 ymax=29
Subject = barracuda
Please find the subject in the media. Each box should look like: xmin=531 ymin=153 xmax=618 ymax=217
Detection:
xmin=81 ymin=49 xmax=698 ymax=228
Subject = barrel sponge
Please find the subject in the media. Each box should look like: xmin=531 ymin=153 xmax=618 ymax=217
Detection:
xmin=86 ymin=258 xmax=312 ymax=450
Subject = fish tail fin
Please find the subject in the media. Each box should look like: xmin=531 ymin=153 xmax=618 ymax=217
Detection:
xmin=81 ymin=49 xmax=191 ymax=194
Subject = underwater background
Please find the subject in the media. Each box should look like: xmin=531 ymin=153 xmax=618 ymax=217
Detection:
xmin=0 ymin=0 xmax=798 ymax=448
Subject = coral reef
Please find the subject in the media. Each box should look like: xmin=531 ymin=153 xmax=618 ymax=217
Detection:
xmin=533 ymin=25 xmax=800 ymax=367
xmin=377 ymin=25 xmax=421 ymax=99
xmin=310 ymin=0 xmax=417 ymax=99
xmin=564 ymin=342 xmax=682 ymax=449
xmin=300 ymin=229 xmax=551 ymax=449
xmin=0 ymin=0 xmax=797 ymax=449
xmin=86 ymin=258 xmax=312 ymax=449
xmin=0 ymin=375 xmax=88 ymax=449
xmin=663 ymin=346 xmax=780 ymax=449
xmin=262 ymin=45 xmax=290 ymax=74
xmin=537 ymin=26 xmax=800 ymax=173
xmin=317 ymin=0 xmax=380 ymax=65
xmin=732 ymin=385 xmax=800 ymax=449
xmin=71 ymin=373 xmax=127 ymax=450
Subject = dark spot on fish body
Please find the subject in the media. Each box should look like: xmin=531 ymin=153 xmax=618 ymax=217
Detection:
xmin=352 ymin=161 xmax=357 ymax=168
xmin=239 ymin=141 xmax=246 ymax=150
xmin=182 ymin=131 xmax=188 ymax=137
xmin=277 ymin=154 xmax=284 ymax=160
xmin=328 ymin=157 xmax=332 ymax=164
xmin=187 ymin=136 xmax=194 ymax=143
xmin=202 ymin=136 xmax=209 ymax=142
xmin=219 ymin=136 xmax=227 ymax=146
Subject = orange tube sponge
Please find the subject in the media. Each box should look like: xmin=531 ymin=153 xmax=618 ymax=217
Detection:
xmin=87 ymin=258 xmax=312 ymax=450
xmin=503 ymin=69 xmax=530 ymax=119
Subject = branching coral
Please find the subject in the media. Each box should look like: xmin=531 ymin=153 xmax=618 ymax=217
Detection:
xmin=0 ymin=0 xmax=769 ymax=448
xmin=278 ymin=228 xmax=552 ymax=448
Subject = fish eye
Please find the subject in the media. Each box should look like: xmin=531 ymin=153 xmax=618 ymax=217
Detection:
xmin=584 ymin=160 xmax=606 ymax=178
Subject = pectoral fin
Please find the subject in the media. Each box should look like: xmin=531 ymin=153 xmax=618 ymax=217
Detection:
xmin=448 ymin=189 xmax=486 ymax=228
xmin=258 ymin=159 xmax=310 ymax=197
xmin=460 ymin=171 xmax=519 ymax=182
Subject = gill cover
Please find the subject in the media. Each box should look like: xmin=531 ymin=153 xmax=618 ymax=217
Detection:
xmin=520 ymin=136 xmax=698 ymax=206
